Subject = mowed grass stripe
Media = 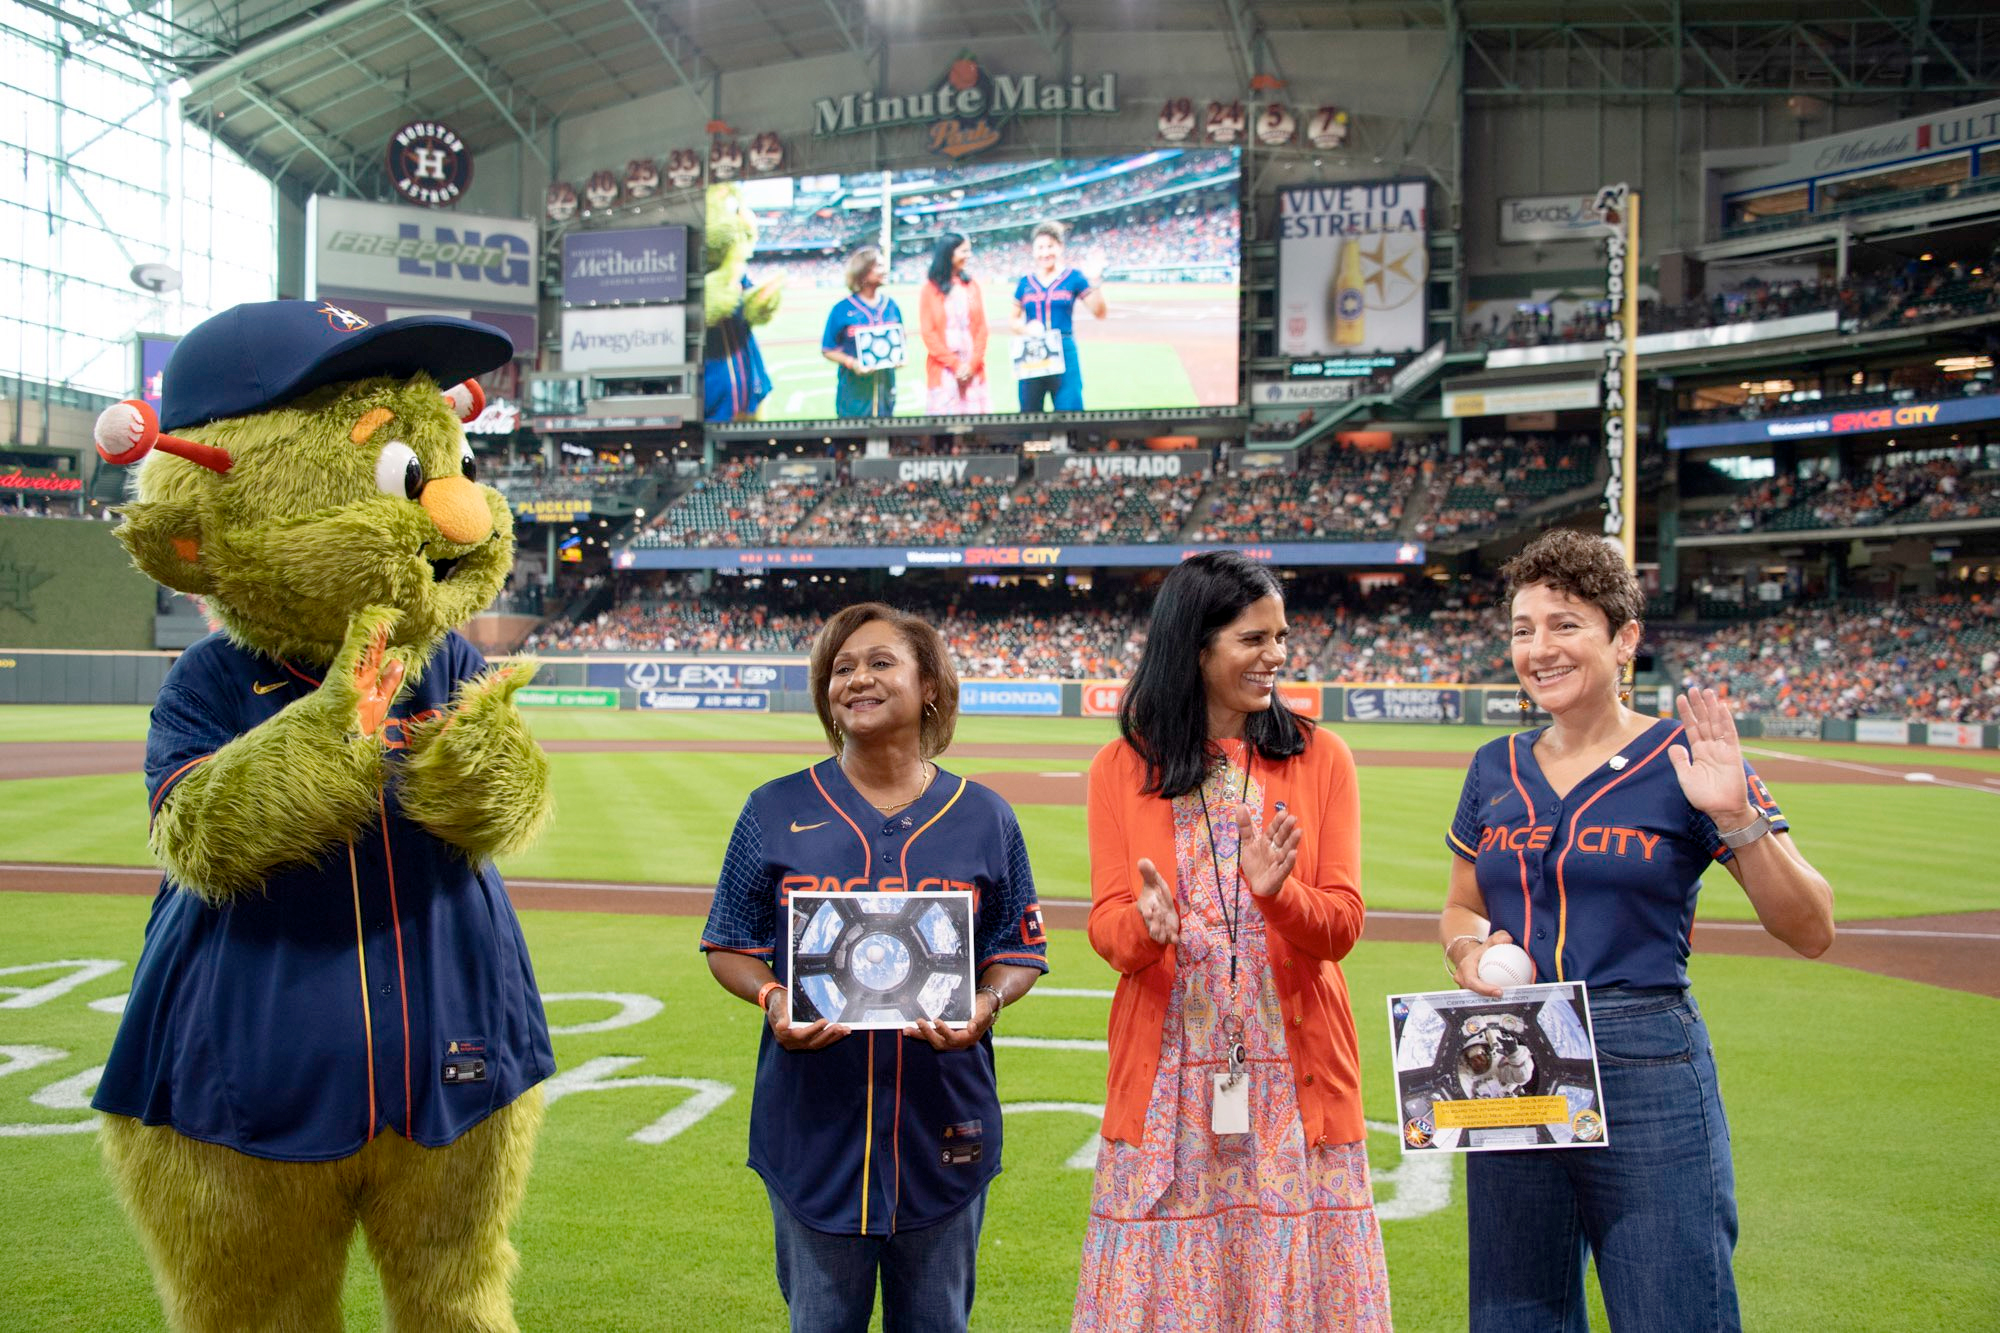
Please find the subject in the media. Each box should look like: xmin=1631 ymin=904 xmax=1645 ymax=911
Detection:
xmin=0 ymin=896 xmax=1992 ymax=1331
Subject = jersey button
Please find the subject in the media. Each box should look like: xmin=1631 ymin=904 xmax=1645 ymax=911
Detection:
xmin=1535 ymin=929 xmax=1547 ymax=940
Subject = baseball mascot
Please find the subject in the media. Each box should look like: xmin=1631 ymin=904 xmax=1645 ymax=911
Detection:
xmin=87 ymin=300 xmax=557 ymax=1333
xmin=702 ymin=182 xmax=782 ymax=421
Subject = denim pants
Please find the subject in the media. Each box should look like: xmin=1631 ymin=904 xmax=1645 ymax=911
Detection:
xmin=1467 ymin=987 xmax=1741 ymax=1333
xmin=767 ymin=1184 xmax=987 ymax=1333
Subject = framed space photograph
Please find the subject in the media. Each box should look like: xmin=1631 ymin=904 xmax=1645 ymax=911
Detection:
xmin=1386 ymin=981 xmax=1609 ymax=1154
xmin=787 ymin=890 xmax=976 ymax=1029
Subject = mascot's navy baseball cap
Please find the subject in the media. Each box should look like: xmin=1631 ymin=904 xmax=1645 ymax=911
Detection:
xmin=161 ymin=300 xmax=516 ymax=431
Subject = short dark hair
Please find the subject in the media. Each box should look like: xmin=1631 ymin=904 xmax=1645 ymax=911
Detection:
xmin=927 ymin=232 xmax=968 ymax=293
xmin=809 ymin=602 xmax=960 ymax=758
xmin=1031 ymin=220 xmax=1066 ymax=247
xmin=1500 ymin=529 xmax=1645 ymax=633
xmin=1119 ymin=551 xmax=1309 ymax=799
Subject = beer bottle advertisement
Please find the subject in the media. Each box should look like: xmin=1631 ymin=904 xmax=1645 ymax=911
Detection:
xmin=1276 ymin=179 xmax=1429 ymax=357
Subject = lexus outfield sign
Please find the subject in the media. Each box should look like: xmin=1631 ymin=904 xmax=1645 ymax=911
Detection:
xmin=560 ymin=305 xmax=686 ymax=372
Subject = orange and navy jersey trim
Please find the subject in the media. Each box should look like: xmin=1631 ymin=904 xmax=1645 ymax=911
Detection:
xmin=150 ymin=754 xmax=214 ymax=820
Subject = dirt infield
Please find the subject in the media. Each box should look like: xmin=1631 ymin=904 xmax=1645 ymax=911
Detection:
xmin=3 ymin=861 xmax=1993 ymax=1001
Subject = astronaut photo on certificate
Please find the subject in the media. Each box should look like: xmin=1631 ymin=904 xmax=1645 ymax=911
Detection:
xmin=1387 ymin=981 xmax=1610 ymax=1153
xmin=787 ymin=889 xmax=976 ymax=1029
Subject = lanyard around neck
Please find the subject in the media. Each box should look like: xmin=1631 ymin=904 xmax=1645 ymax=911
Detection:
xmin=1196 ymin=745 xmax=1252 ymax=984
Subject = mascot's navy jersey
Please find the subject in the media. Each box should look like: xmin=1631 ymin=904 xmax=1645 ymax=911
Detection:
xmin=703 ymin=273 xmax=773 ymax=422
xmin=701 ymin=759 xmax=1048 ymax=1236
xmin=93 ymin=631 xmax=556 ymax=1162
xmin=1446 ymin=717 xmax=1789 ymax=990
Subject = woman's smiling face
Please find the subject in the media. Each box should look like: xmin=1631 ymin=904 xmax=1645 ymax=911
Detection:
xmin=1509 ymin=582 xmax=1637 ymax=715
xmin=827 ymin=619 xmax=931 ymax=745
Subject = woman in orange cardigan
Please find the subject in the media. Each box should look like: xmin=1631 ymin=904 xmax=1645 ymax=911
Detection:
xmin=918 ymin=232 xmax=990 ymax=415
xmin=1072 ymin=551 xmax=1391 ymax=1332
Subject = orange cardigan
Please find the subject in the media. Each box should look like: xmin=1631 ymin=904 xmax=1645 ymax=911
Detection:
xmin=917 ymin=277 xmax=988 ymax=389
xmin=1086 ymin=727 xmax=1368 ymax=1147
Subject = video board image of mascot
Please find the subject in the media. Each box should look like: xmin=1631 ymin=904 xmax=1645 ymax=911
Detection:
xmin=703 ymin=148 xmax=1241 ymax=422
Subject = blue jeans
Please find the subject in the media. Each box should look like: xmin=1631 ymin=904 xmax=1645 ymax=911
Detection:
xmin=1467 ymin=988 xmax=1740 ymax=1333
xmin=767 ymin=1184 xmax=987 ymax=1333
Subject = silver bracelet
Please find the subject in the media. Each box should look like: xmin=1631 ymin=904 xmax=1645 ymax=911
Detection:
xmin=1718 ymin=812 xmax=1770 ymax=849
xmin=976 ymin=985 xmax=1005 ymax=1024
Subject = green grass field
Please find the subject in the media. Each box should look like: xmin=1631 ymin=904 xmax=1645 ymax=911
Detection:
xmin=1 ymin=707 xmax=1995 ymax=1329
xmin=745 ymin=281 xmax=1235 ymax=419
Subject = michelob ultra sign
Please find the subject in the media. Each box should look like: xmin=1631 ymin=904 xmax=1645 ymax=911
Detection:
xmin=1276 ymin=179 xmax=1429 ymax=358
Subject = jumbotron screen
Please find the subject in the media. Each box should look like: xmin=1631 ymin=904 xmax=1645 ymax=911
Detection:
xmin=702 ymin=149 xmax=1241 ymax=423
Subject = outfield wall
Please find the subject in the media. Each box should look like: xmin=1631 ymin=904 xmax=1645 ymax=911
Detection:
xmin=0 ymin=515 xmax=155 ymax=651
xmin=4 ymin=648 xmax=1995 ymax=748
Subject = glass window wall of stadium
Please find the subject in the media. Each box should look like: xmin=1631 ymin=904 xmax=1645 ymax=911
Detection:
xmin=1 ymin=4 xmax=275 ymax=403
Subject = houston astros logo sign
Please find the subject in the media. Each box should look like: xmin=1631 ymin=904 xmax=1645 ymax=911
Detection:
xmin=388 ymin=120 xmax=473 ymax=207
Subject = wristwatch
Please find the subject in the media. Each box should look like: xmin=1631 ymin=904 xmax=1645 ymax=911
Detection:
xmin=1717 ymin=811 xmax=1771 ymax=850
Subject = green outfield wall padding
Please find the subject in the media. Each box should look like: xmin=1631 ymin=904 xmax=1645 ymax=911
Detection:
xmin=0 ymin=515 xmax=155 ymax=650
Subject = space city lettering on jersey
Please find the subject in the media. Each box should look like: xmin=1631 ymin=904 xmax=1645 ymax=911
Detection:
xmin=1477 ymin=824 xmax=1662 ymax=859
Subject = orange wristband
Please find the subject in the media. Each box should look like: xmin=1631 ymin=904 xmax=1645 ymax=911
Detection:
xmin=755 ymin=980 xmax=785 ymax=1012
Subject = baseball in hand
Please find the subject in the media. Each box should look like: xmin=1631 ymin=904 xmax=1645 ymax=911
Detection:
xmin=1478 ymin=943 xmax=1535 ymax=989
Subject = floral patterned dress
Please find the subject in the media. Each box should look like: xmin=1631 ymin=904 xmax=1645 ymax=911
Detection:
xmin=1073 ymin=742 xmax=1392 ymax=1332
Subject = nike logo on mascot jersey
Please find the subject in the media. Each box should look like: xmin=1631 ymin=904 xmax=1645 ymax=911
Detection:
xmin=252 ymin=681 xmax=287 ymax=694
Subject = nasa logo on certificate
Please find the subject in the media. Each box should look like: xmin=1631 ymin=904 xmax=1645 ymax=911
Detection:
xmin=1012 ymin=330 xmax=1066 ymax=379
xmin=787 ymin=890 xmax=975 ymax=1029
xmin=855 ymin=323 xmax=906 ymax=373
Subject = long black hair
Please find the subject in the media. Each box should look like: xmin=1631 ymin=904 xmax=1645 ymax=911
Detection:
xmin=927 ymin=232 xmax=968 ymax=292
xmin=1119 ymin=551 xmax=1310 ymax=798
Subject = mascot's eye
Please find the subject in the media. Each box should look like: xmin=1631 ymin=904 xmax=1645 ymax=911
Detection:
xmin=460 ymin=443 xmax=477 ymax=482
xmin=374 ymin=441 xmax=424 ymax=501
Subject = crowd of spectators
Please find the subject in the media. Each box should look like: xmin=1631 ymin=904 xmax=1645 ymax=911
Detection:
xmin=793 ymin=479 xmax=1009 ymax=546
xmin=1654 ymin=597 xmax=2000 ymax=722
xmin=629 ymin=461 xmax=827 ymax=549
xmin=1192 ymin=441 xmax=1428 ymax=542
xmin=985 ymin=477 xmax=1200 ymax=544
xmin=1413 ymin=434 xmax=1596 ymax=541
xmin=1693 ymin=455 xmax=1999 ymax=533
xmin=0 ymin=495 xmax=102 ymax=519
xmin=1469 ymin=249 xmax=2000 ymax=352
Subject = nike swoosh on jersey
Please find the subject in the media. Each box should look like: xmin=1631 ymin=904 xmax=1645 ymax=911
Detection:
xmin=1489 ymin=792 xmax=1510 ymax=805
xmin=252 ymin=681 xmax=288 ymax=695
xmin=790 ymin=820 xmax=830 ymax=833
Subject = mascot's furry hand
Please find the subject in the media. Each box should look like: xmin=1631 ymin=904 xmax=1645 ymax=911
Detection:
xmin=151 ymin=604 xmax=419 ymax=905
xmin=743 ymin=277 xmax=784 ymax=327
xmin=399 ymin=657 xmax=554 ymax=862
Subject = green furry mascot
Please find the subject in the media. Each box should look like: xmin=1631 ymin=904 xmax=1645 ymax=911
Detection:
xmin=702 ymin=182 xmax=782 ymax=421
xmin=88 ymin=300 xmax=556 ymax=1333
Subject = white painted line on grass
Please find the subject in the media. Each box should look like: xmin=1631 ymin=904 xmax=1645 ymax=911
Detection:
xmin=1740 ymin=746 xmax=1998 ymax=795
xmin=993 ymin=1036 xmax=1108 ymax=1052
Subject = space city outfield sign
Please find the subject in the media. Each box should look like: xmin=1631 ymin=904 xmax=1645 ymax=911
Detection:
xmin=813 ymin=56 xmax=1119 ymax=157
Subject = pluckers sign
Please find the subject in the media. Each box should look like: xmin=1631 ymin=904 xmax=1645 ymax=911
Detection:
xmin=812 ymin=54 xmax=1120 ymax=158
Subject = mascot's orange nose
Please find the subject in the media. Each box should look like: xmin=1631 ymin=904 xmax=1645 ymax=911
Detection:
xmin=420 ymin=475 xmax=493 ymax=545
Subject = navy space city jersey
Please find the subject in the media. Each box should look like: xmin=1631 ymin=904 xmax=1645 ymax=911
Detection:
xmin=92 ymin=631 xmax=556 ymax=1162
xmin=701 ymin=759 xmax=1049 ymax=1236
xmin=1446 ymin=718 xmax=1789 ymax=991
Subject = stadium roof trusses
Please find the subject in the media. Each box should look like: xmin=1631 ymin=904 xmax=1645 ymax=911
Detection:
xmin=24 ymin=0 xmax=2000 ymax=203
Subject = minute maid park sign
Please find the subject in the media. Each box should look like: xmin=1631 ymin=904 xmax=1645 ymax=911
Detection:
xmin=813 ymin=54 xmax=1118 ymax=157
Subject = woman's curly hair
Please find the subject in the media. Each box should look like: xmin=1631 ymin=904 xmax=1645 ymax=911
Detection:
xmin=1500 ymin=529 xmax=1644 ymax=633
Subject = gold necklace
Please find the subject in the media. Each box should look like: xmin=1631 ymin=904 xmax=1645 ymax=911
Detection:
xmin=850 ymin=760 xmax=934 ymax=814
